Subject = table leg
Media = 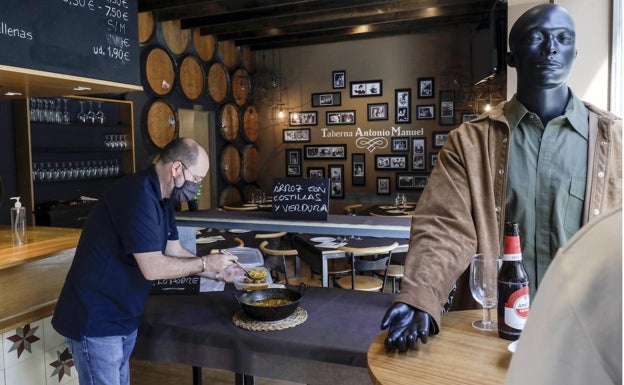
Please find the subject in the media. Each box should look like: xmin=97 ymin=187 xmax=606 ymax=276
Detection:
xmin=235 ymin=373 xmax=256 ymax=385
xmin=321 ymin=257 xmax=328 ymax=287
xmin=192 ymin=366 xmax=202 ymax=385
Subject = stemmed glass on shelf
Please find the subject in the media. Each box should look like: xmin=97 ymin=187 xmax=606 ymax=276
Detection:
xmin=469 ymin=253 xmax=500 ymax=331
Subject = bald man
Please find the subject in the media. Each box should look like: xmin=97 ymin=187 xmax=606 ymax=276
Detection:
xmin=381 ymin=3 xmax=621 ymax=353
xmin=53 ymin=138 xmax=238 ymax=385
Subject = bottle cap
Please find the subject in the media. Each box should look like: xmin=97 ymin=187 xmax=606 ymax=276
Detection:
xmin=10 ymin=197 xmax=22 ymax=208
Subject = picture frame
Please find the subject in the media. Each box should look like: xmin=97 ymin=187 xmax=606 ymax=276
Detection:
xmin=417 ymin=77 xmax=434 ymax=98
xmin=332 ymin=70 xmax=346 ymax=89
xmin=326 ymin=110 xmax=356 ymax=125
xmin=416 ymin=105 xmax=435 ymax=120
xmin=430 ymin=152 xmax=439 ymax=169
xmin=396 ymin=173 xmax=429 ymax=190
xmin=350 ymin=79 xmax=382 ymax=97
xmin=439 ymin=90 xmax=455 ymax=125
xmin=285 ymin=149 xmax=302 ymax=177
xmin=377 ymin=177 xmax=391 ymax=195
xmin=307 ymin=167 xmax=325 ymax=178
xmin=283 ymin=128 xmax=311 ymax=143
xmin=352 ymin=153 xmax=365 ymax=186
xmin=411 ymin=137 xmax=426 ymax=154
xmin=312 ymin=92 xmax=342 ymax=107
xmin=304 ymin=144 xmax=347 ymax=160
xmin=374 ymin=154 xmax=408 ymax=170
xmin=328 ymin=164 xmax=344 ymax=199
xmin=395 ymin=88 xmax=411 ymax=124
xmin=391 ymin=137 xmax=409 ymax=152
xmin=432 ymin=131 xmax=449 ymax=148
xmin=462 ymin=113 xmax=478 ymax=123
xmin=412 ymin=154 xmax=426 ymax=171
xmin=289 ymin=111 xmax=318 ymax=126
xmin=367 ymin=103 xmax=388 ymax=121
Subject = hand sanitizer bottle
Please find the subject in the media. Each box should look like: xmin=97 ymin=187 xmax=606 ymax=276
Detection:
xmin=10 ymin=197 xmax=26 ymax=245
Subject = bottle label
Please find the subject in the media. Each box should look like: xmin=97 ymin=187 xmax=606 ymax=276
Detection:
xmin=502 ymin=235 xmax=522 ymax=261
xmin=504 ymin=285 xmax=530 ymax=329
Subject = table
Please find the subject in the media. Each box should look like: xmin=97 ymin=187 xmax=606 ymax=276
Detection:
xmin=177 ymin=209 xmax=411 ymax=238
xmin=133 ymin=285 xmax=395 ymax=385
xmin=360 ymin=204 xmax=415 ymax=217
xmin=222 ymin=202 xmax=273 ymax=211
xmin=292 ymin=234 xmax=409 ymax=287
xmin=367 ymin=310 xmax=512 ymax=385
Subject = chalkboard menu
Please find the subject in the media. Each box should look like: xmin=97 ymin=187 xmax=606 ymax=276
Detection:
xmin=152 ymin=276 xmax=200 ymax=295
xmin=272 ymin=178 xmax=330 ymax=221
xmin=0 ymin=0 xmax=140 ymax=85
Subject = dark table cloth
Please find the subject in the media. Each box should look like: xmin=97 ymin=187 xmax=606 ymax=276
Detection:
xmin=133 ymin=285 xmax=394 ymax=385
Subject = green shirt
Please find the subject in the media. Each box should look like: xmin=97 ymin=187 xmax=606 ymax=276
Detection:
xmin=504 ymin=92 xmax=589 ymax=296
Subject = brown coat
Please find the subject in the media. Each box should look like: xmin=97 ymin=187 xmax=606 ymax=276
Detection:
xmin=395 ymin=101 xmax=622 ymax=330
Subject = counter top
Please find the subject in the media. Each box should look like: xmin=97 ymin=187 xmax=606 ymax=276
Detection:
xmin=176 ymin=209 xmax=411 ymax=238
xmin=0 ymin=225 xmax=81 ymax=270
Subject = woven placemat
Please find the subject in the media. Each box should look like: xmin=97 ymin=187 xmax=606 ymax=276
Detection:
xmin=232 ymin=307 xmax=307 ymax=331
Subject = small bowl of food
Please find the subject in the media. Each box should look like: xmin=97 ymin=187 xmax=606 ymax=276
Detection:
xmin=233 ymin=267 xmax=272 ymax=291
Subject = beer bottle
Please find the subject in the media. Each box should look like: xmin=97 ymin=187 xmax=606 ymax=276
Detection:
xmin=497 ymin=222 xmax=530 ymax=340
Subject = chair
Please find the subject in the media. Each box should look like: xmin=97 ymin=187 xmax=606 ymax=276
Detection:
xmin=343 ymin=203 xmax=363 ymax=215
xmin=258 ymin=238 xmax=321 ymax=287
xmin=376 ymin=262 xmax=404 ymax=293
xmin=233 ymin=237 xmax=245 ymax=247
xmin=335 ymin=242 xmax=398 ymax=291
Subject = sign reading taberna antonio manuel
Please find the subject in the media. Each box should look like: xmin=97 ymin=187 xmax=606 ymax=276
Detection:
xmin=272 ymin=178 xmax=330 ymax=221
xmin=0 ymin=0 xmax=140 ymax=86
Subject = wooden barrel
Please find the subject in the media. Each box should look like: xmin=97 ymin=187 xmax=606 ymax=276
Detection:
xmin=144 ymin=99 xmax=178 ymax=149
xmin=138 ymin=12 xmax=156 ymax=44
xmin=207 ymin=62 xmax=230 ymax=104
xmin=219 ymin=103 xmax=240 ymax=142
xmin=179 ymin=55 xmax=205 ymax=101
xmin=220 ymin=144 xmax=241 ymax=184
xmin=242 ymin=105 xmax=258 ymax=142
xmin=220 ymin=40 xmax=239 ymax=69
xmin=242 ymin=144 xmax=259 ymax=183
xmin=240 ymin=45 xmax=256 ymax=74
xmin=219 ymin=185 xmax=242 ymax=207
xmin=232 ymin=68 xmax=250 ymax=106
xmin=143 ymin=46 xmax=175 ymax=96
xmin=193 ymin=29 xmax=217 ymax=62
xmin=161 ymin=20 xmax=191 ymax=56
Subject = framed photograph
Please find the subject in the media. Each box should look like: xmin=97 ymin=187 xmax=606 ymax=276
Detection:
xmin=412 ymin=154 xmax=426 ymax=170
xmin=462 ymin=113 xmax=478 ymax=123
xmin=396 ymin=173 xmax=429 ymax=190
xmin=328 ymin=164 xmax=344 ymax=199
xmin=412 ymin=137 xmax=425 ymax=154
xmin=439 ymin=90 xmax=455 ymax=125
xmin=432 ymin=131 xmax=449 ymax=148
xmin=307 ymin=167 xmax=325 ymax=178
xmin=375 ymin=154 xmax=408 ymax=170
xmin=283 ymin=128 xmax=311 ymax=143
xmin=304 ymin=144 xmax=347 ymax=160
xmin=332 ymin=70 xmax=345 ymax=89
xmin=350 ymin=79 xmax=382 ymax=97
xmin=391 ymin=137 xmax=409 ymax=152
xmin=326 ymin=110 xmax=356 ymax=125
xmin=417 ymin=105 xmax=435 ymax=120
xmin=352 ymin=153 xmax=365 ymax=186
xmin=285 ymin=149 xmax=302 ymax=177
xmin=430 ymin=152 xmax=439 ymax=168
xmin=377 ymin=177 xmax=391 ymax=195
xmin=418 ymin=77 xmax=434 ymax=98
xmin=312 ymin=92 xmax=342 ymax=107
xmin=395 ymin=88 xmax=411 ymax=124
xmin=289 ymin=111 xmax=318 ymax=126
xmin=367 ymin=103 xmax=388 ymax=121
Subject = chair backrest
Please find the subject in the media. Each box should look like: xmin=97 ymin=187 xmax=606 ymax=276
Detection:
xmin=338 ymin=242 xmax=398 ymax=290
xmin=259 ymin=240 xmax=299 ymax=256
xmin=343 ymin=203 xmax=363 ymax=215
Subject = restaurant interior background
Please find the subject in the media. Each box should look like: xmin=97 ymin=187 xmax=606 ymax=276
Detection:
xmin=0 ymin=0 xmax=614 ymax=225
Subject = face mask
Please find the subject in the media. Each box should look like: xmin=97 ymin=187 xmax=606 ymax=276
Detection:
xmin=172 ymin=180 xmax=200 ymax=202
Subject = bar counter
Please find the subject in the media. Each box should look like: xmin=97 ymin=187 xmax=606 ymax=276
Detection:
xmin=0 ymin=225 xmax=81 ymax=333
xmin=176 ymin=208 xmax=411 ymax=238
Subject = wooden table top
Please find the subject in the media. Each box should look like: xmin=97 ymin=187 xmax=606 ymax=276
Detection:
xmin=368 ymin=310 xmax=512 ymax=385
xmin=0 ymin=225 xmax=81 ymax=270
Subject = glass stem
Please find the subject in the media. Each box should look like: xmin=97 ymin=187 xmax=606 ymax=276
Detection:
xmin=484 ymin=307 xmax=491 ymax=324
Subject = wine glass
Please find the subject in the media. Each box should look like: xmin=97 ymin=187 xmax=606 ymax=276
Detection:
xmin=87 ymin=101 xmax=96 ymax=124
xmin=469 ymin=253 xmax=500 ymax=331
xmin=77 ymin=101 xmax=87 ymax=123
xmin=95 ymin=101 xmax=105 ymax=124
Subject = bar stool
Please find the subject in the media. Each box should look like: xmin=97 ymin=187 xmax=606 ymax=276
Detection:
xmin=335 ymin=242 xmax=398 ymax=291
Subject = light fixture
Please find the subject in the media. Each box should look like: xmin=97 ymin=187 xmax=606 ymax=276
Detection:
xmin=277 ymin=104 xmax=285 ymax=119
xmin=4 ymin=91 xmax=22 ymax=96
xmin=72 ymin=86 xmax=92 ymax=91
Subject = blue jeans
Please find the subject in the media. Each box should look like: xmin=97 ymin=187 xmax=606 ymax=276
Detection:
xmin=65 ymin=330 xmax=137 ymax=385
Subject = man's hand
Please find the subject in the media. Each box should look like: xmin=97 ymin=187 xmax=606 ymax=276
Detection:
xmin=380 ymin=303 xmax=432 ymax=352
